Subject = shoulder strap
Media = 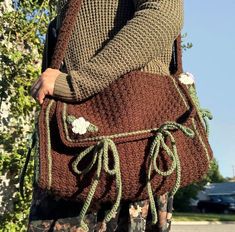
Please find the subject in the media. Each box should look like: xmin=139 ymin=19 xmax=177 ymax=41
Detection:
xmin=170 ymin=34 xmax=183 ymax=76
xmin=50 ymin=0 xmax=83 ymax=69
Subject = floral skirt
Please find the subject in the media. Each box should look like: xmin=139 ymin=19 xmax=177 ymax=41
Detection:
xmin=27 ymin=187 xmax=174 ymax=232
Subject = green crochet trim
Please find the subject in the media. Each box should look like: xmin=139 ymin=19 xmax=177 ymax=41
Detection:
xmin=46 ymin=99 xmax=55 ymax=189
xmin=191 ymin=118 xmax=210 ymax=162
xmin=188 ymin=85 xmax=213 ymax=136
xmin=169 ymin=75 xmax=189 ymax=109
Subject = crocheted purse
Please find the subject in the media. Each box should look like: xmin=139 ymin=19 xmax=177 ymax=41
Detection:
xmin=20 ymin=0 xmax=213 ymax=229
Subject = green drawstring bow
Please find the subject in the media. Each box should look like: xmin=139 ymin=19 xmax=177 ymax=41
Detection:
xmin=72 ymin=138 xmax=122 ymax=231
xmin=147 ymin=122 xmax=195 ymax=224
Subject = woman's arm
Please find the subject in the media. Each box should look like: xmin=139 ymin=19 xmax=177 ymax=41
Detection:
xmin=33 ymin=0 xmax=184 ymax=104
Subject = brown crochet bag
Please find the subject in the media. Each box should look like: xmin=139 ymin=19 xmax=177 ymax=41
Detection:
xmin=21 ymin=0 xmax=213 ymax=228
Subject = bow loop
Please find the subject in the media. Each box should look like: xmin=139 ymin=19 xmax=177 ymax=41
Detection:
xmin=156 ymin=121 xmax=195 ymax=138
xmin=72 ymin=145 xmax=98 ymax=175
xmin=102 ymin=138 xmax=120 ymax=175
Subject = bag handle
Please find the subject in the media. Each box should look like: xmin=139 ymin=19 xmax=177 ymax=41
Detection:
xmin=50 ymin=0 xmax=83 ymax=69
xmin=170 ymin=34 xmax=183 ymax=76
xmin=49 ymin=0 xmax=183 ymax=76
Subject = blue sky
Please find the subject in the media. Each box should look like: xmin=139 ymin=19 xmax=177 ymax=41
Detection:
xmin=183 ymin=1 xmax=235 ymax=177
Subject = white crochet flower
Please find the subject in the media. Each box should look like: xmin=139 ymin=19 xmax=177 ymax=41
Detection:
xmin=179 ymin=72 xmax=195 ymax=85
xmin=71 ymin=117 xmax=91 ymax=135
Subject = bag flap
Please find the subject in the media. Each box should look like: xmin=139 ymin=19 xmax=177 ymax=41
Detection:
xmin=55 ymin=71 xmax=192 ymax=147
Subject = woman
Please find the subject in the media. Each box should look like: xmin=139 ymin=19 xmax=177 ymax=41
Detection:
xmin=30 ymin=0 xmax=184 ymax=231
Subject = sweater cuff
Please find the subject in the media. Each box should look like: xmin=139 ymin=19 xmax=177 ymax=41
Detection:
xmin=53 ymin=73 xmax=77 ymax=101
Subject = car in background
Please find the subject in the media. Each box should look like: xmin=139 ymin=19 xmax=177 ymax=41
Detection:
xmin=197 ymin=195 xmax=235 ymax=214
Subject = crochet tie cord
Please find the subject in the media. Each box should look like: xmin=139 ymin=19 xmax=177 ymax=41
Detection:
xmin=147 ymin=122 xmax=195 ymax=224
xmin=19 ymin=0 xmax=214 ymax=230
xmin=72 ymin=138 xmax=122 ymax=230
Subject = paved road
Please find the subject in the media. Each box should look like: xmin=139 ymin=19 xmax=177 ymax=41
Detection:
xmin=171 ymin=224 xmax=235 ymax=232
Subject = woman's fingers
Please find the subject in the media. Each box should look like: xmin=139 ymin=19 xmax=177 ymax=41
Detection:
xmin=30 ymin=68 xmax=62 ymax=105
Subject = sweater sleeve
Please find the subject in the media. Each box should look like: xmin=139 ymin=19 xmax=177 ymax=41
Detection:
xmin=53 ymin=0 xmax=184 ymax=102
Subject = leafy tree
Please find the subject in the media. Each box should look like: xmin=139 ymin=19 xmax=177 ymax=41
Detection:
xmin=0 ymin=1 xmax=55 ymax=231
xmin=203 ymin=158 xmax=225 ymax=183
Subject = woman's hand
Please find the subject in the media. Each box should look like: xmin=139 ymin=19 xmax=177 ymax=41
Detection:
xmin=30 ymin=68 xmax=62 ymax=105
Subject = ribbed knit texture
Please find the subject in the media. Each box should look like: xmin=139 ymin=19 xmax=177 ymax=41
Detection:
xmin=53 ymin=0 xmax=184 ymax=101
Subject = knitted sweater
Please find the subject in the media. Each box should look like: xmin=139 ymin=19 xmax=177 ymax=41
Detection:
xmin=53 ymin=0 xmax=184 ymax=102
